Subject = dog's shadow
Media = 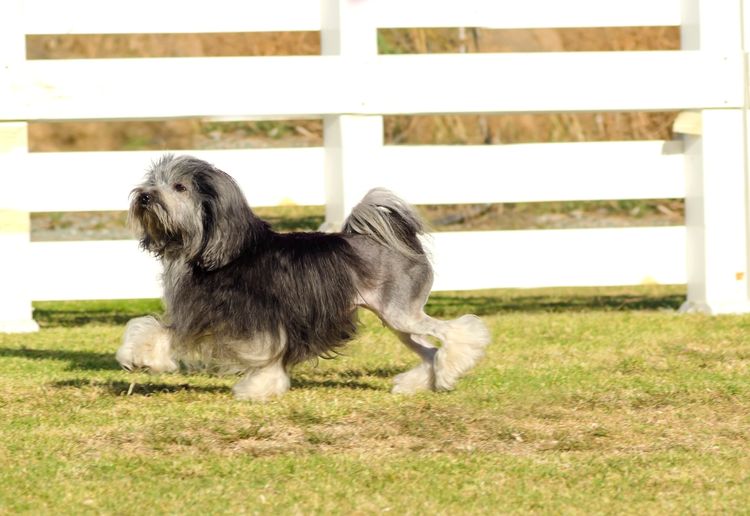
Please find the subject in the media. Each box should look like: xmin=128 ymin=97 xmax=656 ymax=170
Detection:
xmin=53 ymin=377 xmax=385 ymax=395
xmin=49 ymin=366 xmax=404 ymax=396
xmin=5 ymin=345 xmax=407 ymax=394
xmin=291 ymin=365 xmax=403 ymax=392
xmin=291 ymin=378 xmax=381 ymax=392
xmin=52 ymin=379 xmax=228 ymax=396
xmin=0 ymin=347 xmax=120 ymax=371
xmin=426 ymin=291 xmax=684 ymax=316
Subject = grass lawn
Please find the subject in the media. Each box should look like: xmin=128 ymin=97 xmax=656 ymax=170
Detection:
xmin=2 ymin=285 xmax=750 ymax=514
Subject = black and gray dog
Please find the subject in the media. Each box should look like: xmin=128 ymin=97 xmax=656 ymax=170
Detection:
xmin=116 ymin=155 xmax=490 ymax=400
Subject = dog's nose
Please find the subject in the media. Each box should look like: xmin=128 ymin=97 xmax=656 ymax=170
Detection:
xmin=138 ymin=192 xmax=152 ymax=207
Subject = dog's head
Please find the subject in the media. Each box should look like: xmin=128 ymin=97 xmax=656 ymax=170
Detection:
xmin=130 ymin=154 xmax=266 ymax=270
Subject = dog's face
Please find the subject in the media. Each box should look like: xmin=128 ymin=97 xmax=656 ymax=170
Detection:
xmin=130 ymin=155 xmax=256 ymax=270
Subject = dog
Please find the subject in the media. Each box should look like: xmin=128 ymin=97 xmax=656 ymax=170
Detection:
xmin=116 ymin=154 xmax=490 ymax=400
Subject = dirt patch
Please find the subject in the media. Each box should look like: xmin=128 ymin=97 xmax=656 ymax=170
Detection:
xmin=75 ymin=400 xmax=749 ymax=460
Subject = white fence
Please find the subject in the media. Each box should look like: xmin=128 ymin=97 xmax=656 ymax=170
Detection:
xmin=1 ymin=0 xmax=749 ymax=332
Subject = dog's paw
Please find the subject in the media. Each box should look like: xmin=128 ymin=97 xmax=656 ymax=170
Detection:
xmin=392 ymin=362 xmax=434 ymax=394
xmin=232 ymin=363 xmax=290 ymax=401
xmin=116 ymin=340 xmax=178 ymax=373
xmin=434 ymin=314 xmax=490 ymax=391
xmin=117 ymin=316 xmax=178 ymax=374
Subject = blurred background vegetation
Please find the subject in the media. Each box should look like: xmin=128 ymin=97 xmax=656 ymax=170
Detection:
xmin=26 ymin=27 xmax=683 ymax=237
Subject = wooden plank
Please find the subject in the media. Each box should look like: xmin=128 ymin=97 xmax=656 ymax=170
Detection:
xmin=20 ymin=148 xmax=325 ymax=212
xmin=377 ymin=141 xmax=685 ymax=204
xmin=366 ymin=51 xmax=742 ymax=115
xmin=23 ymin=0 xmax=679 ymax=35
xmin=1 ymin=51 xmax=741 ymax=121
xmin=321 ymin=0 xmax=384 ymax=229
xmin=30 ymin=240 xmax=163 ymax=300
xmin=0 ymin=2 xmax=39 ymax=331
xmin=682 ymin=110 xmax=750 ymax=314
xmin=23 ymin=0 xmax=321 ymax=34
xmin=428 ymin=227 xmax=686 ymax=291
xmin=1 ymin=56 xmax=355 ymax=121
xmin=29 ymin=227 xmax=686 ymax=300
xmin=16 ymin=141 xmax=683 ymax=213
xmin=680 ymin=0 xmax=750 ymax=314
xmin=376 ymin=0 xmax=681 ymax=29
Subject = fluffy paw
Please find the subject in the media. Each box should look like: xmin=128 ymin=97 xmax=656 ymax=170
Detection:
xmin=232 ymin=363 xmax=290 ymax=401
xmin=117 ymin=316 xmax=178 ymax=373
xmin=434 ymin=314 xmax=490 ymax=391
xmin=392 ymin=362 xmax=434 ymax=394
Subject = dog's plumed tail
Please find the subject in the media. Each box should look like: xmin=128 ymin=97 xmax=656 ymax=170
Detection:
xmin=343 ymin=188 xmax=427 ymax=262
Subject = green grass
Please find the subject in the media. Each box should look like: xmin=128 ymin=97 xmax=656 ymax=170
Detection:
xmin=2 ymin=286 xmax=750 ymax=514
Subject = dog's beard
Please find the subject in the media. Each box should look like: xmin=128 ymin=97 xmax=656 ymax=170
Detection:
xmin=133 ymin=204 xmax=184 ymax=256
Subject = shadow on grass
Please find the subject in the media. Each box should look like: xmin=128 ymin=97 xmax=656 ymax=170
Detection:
xmin=34 ymin=311 xmax=134 ymax=327
xmin=290 ymin=366 xmax=404 ymax=391
xmin=33 ymin=299 xmax=162 ymax=328
xmin=338 ymin=366 xmax=404 ymax=378
xmin=52 ymin=379 xmax=228 ymax=396
xmin=425 ymin=289 xmax=685 ymax=318
xmin=32 ymin=287 xmax=685 ymax=328
xmin=291 ymin=378 xmax=382 ymax=391
xmin=0 ymin=347 xmax=120 ymax=371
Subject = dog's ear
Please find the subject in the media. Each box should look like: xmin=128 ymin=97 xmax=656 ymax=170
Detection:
xmin=193 ymin=166 xmax=266 ymax=270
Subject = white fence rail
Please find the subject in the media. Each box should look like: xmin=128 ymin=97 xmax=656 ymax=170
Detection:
xmin=0 ymin=52 xmax=741 ymax=120
xmin=21 ymin=0 xmax=681 ymax=33
xmin=29 ymin=227 xmax=687 ymax=302
xmin=1 ymin=0 xmax=749 ymax=332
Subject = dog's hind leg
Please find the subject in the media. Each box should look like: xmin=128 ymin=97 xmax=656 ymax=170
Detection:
xmin=391 ymin=332 xmax=437 ymax=394
xmin=379 ymin=309 xmax=490 ymax=392
xmin=116 ymin=316 xmax=178 ymax=373
xmin=352 ymin=239 xmax=490 ymax=392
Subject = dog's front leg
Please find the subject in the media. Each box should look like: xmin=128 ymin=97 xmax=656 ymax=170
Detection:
xmin=232 ymin=360 xmax=290 ymax=401
xmin=116 ymin=316 xmax=178 ymax=373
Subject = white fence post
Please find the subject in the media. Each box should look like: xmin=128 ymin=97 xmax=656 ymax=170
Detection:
xmin=320 ymin=0 xmax=383 ymax=229
xmin=680 ymin=0 xmax=750 ymax=313
xmin=0 ymin=1 xmax=39 ymax=332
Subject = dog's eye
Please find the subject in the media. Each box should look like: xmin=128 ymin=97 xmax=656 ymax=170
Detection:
xmin=173 ymin=183 xmax=187 ymax=193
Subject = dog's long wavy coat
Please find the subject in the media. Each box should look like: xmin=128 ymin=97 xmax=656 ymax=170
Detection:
xmin=116 ymin=155 xmax=490 ymax=400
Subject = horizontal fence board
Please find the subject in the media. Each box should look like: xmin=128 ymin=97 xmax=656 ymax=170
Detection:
xmin=21 ymin=148 xmax=325 ymax=212
xmin=30 ymin=240 xmax=164 ymax=300
xmin=1 ymin=51 xmax=741 ymax=121
xmin=29 ymin=227 xmax=686 ymax=301
xmin=366 ymin=51 xmax=742 ymax=115
xmin=16 ymin=141 xmax=683 ymax=212
xmin=376 ymin=0 xmax=681 ymax=29
xmin=1 ymin=56 xmax=353 ymax=121
xmin=23 ymin=0 xmax=321 ymax=34
xmin=23 ymin=0 xmax=680 ymax=35
xmin=428 ymin=227 xmax=686 ymax=291
xmin=379 ymin=141 xmax=686 ymax=204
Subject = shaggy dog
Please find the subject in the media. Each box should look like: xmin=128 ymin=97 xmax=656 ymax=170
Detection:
xmin=116 ymin=155 xmax=490 ymax=400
